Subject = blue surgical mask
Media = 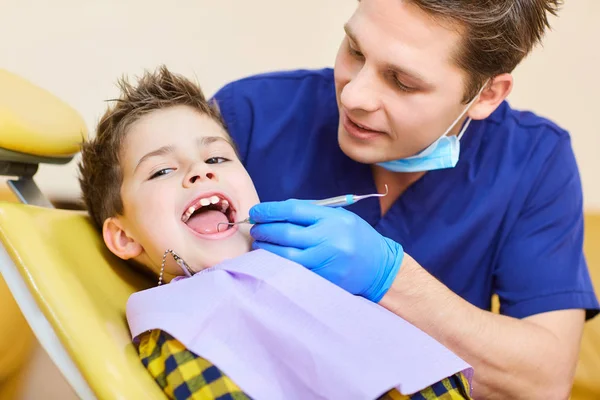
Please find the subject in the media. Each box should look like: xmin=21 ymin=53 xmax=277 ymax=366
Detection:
xmin=376 ymin=83 xmax=487 ymax=173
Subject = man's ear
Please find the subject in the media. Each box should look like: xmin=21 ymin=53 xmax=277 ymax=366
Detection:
xmin=102 ymin=217 xmax=143 ymax=260
xmin=468 ymin=73 xmax=513 ymax=120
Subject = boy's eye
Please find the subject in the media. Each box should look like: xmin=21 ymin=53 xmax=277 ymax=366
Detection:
xmin=206 ymin=157 xmax=230 ymax=164
xmin=149 ymin=168 xmax=174 ymax=180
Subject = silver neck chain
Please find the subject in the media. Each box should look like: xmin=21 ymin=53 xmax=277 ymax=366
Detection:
xmin=158 ymin=249 xmax=194 ymax=286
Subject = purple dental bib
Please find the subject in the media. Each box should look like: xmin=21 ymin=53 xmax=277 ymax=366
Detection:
xmin=126 ymin=249 xmax=473 ymax=399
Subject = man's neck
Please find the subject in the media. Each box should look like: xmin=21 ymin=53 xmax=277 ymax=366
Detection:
xmin=371 ymin=165 xmax=426 ymax=216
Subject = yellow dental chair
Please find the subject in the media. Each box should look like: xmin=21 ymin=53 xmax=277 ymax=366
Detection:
xmin=0 ymin=68 xmax=598 ymax=400
xmin=0 ymin=69 xmax=166 ymax=399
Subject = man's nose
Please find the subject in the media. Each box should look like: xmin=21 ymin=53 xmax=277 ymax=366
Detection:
xmin=183 ymin=163 xmax=217 ymax=187
xmin=340 ymin=67 xmax=381 ymax=113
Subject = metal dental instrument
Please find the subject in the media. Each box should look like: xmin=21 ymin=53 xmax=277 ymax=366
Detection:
xmin=158 ymin=249 xmax=195 ymax=285
xmin=217 ymin=184 xmax=388 ymax=231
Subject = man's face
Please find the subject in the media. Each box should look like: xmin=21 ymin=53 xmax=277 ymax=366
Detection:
xmin=112 ymin=105 xmax=259 ymax=278
xmin=334 ymin=0 xmax=472 ymax=164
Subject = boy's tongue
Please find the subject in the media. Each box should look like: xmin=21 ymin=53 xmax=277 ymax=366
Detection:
xmin=186 ymin=210 xmax=229 ymax=235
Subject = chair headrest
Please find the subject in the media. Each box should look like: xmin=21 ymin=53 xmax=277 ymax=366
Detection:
xmin=0 ymin=69 xmax=88 ymax=163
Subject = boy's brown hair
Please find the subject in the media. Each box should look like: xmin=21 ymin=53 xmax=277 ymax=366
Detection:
xmin=78 ymin=65 xmax=228 ymax=231
xmin=408 ymin=0 xmax=563 ymax=102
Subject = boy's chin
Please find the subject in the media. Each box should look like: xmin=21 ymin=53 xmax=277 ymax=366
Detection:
xmin=190 ymin=241 xmax=253 ymax=273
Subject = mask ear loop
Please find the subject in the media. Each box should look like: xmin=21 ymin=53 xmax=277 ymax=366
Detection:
xmin=455 ymin=79 xmax=490 ymax=141
xmin=456 ymin=118 xmax=474 ymax=141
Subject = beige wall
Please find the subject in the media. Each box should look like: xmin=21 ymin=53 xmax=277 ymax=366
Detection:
xmin=507 ymin=1 xmax=600 ymax=212
xmin=2 ymin=0 xmax=599 ymax=210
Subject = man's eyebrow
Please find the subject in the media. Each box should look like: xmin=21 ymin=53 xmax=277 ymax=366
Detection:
xmin=134 ymin=145 xmax=175 ymax=173
xmin=385 ymin=62 xmax=431 ymax=88
xmin=344 ymin=23 xmax=359 ymax=46
xmin=343 ymin=23 xmax=431 ymax=88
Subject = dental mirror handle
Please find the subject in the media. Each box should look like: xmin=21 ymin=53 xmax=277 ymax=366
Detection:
xmin=222 ymin=184 xmax=387 ymax=228
xmin=313 ymin=195 xmax=355 ymax=207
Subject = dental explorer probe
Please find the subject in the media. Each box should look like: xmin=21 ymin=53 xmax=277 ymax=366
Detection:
xmin=217 ymin=184 xmax=388 ymax=230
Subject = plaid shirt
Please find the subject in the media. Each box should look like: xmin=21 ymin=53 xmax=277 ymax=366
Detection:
xmin=138 ymin=329 xmax=472 ymax=400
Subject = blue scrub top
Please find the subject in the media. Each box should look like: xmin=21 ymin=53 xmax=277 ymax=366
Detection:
xmin=212 ymin=68 xmax=599 ymax=320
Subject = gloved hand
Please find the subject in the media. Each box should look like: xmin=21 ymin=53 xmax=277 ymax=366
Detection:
xmin=249 ymin=200 xmax=404 ymax=302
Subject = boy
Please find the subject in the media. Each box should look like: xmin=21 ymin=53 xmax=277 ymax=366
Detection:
xmin=78 ymin=65 xmax=472 ymax=399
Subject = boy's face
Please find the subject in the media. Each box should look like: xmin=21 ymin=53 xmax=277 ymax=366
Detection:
xmin=103 ymin=105 xmax=260 ymax=280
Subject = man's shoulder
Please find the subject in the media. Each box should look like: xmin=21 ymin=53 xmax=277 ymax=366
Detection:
xmin=213 ymin=68 xmax=335 ymax=104
xmin=464 ymin=101 xmax=580 ymax=211
xmin=218 ymin=67 xmax=334 ymax=89
xmin=486 ymin=100 xmax=571 ymax=143
xmin=211 ymin=68 xmax=339 ymax=162
xmin=477 ymin=100 xmax=574 ymax=172
xmin=211 ymin=67 xmax=337 ymax=124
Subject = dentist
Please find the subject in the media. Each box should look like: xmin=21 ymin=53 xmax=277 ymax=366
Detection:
xmin=212 ymin=0 xmax=598 ymax=398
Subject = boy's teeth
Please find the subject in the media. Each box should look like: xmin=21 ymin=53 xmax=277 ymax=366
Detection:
xmin=182 ymin=207 xmax=194 ymax=222
xmin=182 ymin=195 xmax=233 ymax=223
xmin=221 ymin=199 xmax=229 ymax=212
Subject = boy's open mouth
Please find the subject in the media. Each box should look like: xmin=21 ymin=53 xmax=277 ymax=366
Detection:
xmin=181 ymin=193 xmax=236 ymax=235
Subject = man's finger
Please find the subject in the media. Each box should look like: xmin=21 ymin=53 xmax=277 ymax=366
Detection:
xmin=250 ymin=222 xmax=320 ymax=249
xmin=251 ymin=241 xmax=305 ymax=264
xmin=249 ymin=199 xmax=339 ymax=226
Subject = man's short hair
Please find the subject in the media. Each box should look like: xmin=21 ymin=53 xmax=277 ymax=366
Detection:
xmin=409 ymin=0 xmax=563 ymax=102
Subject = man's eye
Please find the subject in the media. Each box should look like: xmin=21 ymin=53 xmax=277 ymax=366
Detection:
xmin=206 ymin=157 xmax=230 ymax=164
xmin=149 ymin=168 xmax=174 ymax=179
xmin=348 ymin=45 xmax=364 ymax=59
xmin=392 ymin=75 xmax=416 ymax=93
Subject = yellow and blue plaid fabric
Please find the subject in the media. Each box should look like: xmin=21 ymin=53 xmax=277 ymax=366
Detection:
xmin=138 ymin=329 xmax=472 ymax=400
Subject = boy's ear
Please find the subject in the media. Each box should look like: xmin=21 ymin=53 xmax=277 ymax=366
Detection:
xmin=102 ymin=217 xmax=143 ymax=260
xmin=468 ymin=73 xmax=513 ymax=120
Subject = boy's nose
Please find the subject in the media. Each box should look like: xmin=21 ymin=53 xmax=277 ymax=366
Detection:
xmin=187 ymin=172 xmax=215 ymax=184
xmin=184 ymin=164 xmax=217 ymax=187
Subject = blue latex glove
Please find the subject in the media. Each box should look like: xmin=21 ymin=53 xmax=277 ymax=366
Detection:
xmin=249 ymin=200 xmax=404 ymax=302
